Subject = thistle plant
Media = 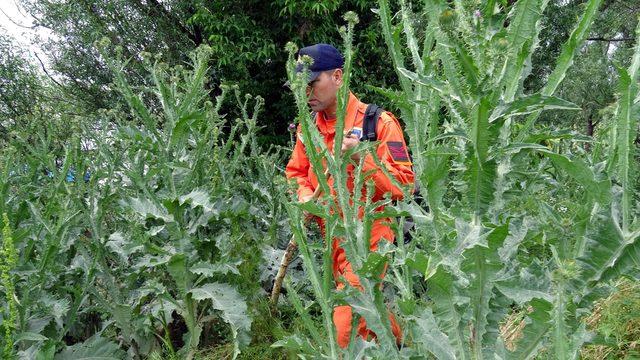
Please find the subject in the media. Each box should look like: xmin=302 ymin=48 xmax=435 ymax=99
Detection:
xmin=369 ymin=0 xmax=640 ymax=359
xmin=0 ymin=43 xmax=289 ymax=359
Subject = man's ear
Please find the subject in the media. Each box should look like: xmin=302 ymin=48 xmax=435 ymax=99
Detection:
xmin=333 ymin=68 xmax=343 ymax=86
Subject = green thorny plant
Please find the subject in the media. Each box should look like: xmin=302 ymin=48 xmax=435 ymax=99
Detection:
xmin=367 ymin=0 xmax=640 ymax=359
xmin=0 ymin=43 xmax=289 ymax=359
xmin=1 ymin=213 xmax=18 ymax=359
xmin=273 ymin=12 xmax=414 ymax=359
xmin=91 ymin=43 xmax=275 ymax=360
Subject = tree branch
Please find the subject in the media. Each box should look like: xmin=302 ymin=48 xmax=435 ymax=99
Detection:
xmin=142 ymin=0 xmax=201 ymax=46
xmin=34 ymin=52 xmax=64 ymax=88
xmin=0 ymin=8 xmax=37 ymax=29
xmin=587 ymin=37 xmax=635 ymax=42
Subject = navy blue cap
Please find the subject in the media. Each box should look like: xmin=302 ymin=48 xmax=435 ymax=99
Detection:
xmin=295 ymin=43 xmax=344 ymax=82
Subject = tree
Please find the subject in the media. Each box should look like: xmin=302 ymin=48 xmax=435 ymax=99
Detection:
xmin=528 ymin=0 xmax=640 ymax=144
xmin=17 ymin=0 xmax=401 ymax=145
xmin=0 ymin=29 xmax=40 ymax=131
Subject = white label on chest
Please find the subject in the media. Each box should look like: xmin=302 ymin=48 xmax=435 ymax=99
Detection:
xmin=350 ymin=127 xmax=363 ymax=139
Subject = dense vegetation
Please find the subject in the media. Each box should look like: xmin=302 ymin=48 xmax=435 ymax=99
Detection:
xmin=1 ymin=0 xmax=639 ymax=359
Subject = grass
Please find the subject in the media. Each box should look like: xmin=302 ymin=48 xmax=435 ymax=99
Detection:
xmin=499 ymin=279 xmax=640 ymax=358
xmin=582 ymin=279 xmax=640 ymax=359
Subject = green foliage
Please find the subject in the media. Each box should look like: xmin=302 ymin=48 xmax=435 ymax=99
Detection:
xmin=17 ymin=0 xmax=404 ymax=146
xmin=2 ymin=0 xmax=640 ymax=358
xmin=0 ymin=30 xmax=41 ymax=130
xmin=584 ymin=279 xmax=640 ymax=359
xmin=360 ymin=0 xmax=640 ymax=358
xmin=0 ymin=44 xmax=293 ymax=358
xmin=1 ymin=213 xmax=19 ymax=358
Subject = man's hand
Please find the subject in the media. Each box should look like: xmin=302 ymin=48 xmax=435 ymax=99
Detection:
xmin=299 ymin=194 xmax=315 ymax=223
xmin=341 ymin=133 xmax=361 ymax=161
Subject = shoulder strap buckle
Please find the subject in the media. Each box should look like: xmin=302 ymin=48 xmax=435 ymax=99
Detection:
xmin=362 ymin=104 xmax=383 ymax=142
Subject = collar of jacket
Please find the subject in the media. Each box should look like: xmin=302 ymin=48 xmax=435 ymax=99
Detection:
xmin=316 ymin=92 xmax=366 ymax=136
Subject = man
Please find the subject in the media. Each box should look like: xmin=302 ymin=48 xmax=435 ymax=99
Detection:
xmin=285 ymin=43 xmax=414 ymax=348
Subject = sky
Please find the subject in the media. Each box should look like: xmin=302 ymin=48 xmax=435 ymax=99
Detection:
xmin=0 ymin=0 xmax=55 ymax=68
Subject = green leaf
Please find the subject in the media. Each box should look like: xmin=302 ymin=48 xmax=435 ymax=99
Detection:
xmin=397 ymin=67 xmax=452 ymax=99
xmin=271 ymin=334 xmax=317 ymax=354
xmin=538 ymin=151 xmax=611 ymax=206
xmin=179 ymin=189 xmax=216 ymax=213
xmin=516 ymin=0 xmax=603 ymax=139
xmin=170 ymin=111 xmax=202 ymax=148
xmin=429 ymin=267 xmax=469 ymax=360
xmin=298 ymin=200 xmax=325 ymax=218
xmin=347 ymin=283 xmax=401 ymax=353
xmin=575 ymin=210 xmax=640 ymax=301
xmin=611 ymin=66 xmax=638 ymax=231
xmin=466 ymin=157 xmax=496 ymax=218
xmin=542 ymin=0 xmax=603 ymax=97
xmin=496 ymin=284 xmax=553 ymax=304
xmin=422 ymin=152 xmax=451 ymax=216
xmin=189 ymin=283 xmax=252 ymax=356
xmin=54 ymin=335 xmax=124 ymax=360
xmin=462 ymin=223 xmax=509 ymax=357
xmin=489 ymin=94 xmax=580 ymax=123
xmin=128 ymin=198 xmax=174 ymax=223
xmin=471 ymin=97 xmax=491 ymax=163
xmin=501 ymin=0 xmax=548 ymax=101
xmin=409 ymin=308 xmax=456 ymax=360
xmin=15 ymin=332 xmax=48 ymax=342
xmin=167 ymin=254 xmax=190 ymax=294
xmin=509 ymin=298 xmax=553 ymax=359
xmin=190 ymin=261 xmax=240 ymax=276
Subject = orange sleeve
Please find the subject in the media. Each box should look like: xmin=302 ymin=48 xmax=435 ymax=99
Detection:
xmin=285 ymin=129 xmax=315 ymax=201
xmin=361 ymin=112 xmax=415 ymax=200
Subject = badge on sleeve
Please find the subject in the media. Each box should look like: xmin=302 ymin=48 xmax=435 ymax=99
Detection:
xmin=387 ymin=141 xmax=412 ymax=165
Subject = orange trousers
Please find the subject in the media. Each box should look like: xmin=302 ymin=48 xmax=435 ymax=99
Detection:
xmin=326 ymin=218 xmax=402 ymax=348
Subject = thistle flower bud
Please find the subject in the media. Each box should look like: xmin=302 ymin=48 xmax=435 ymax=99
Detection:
xmin=139 ymin=51 xmax=152 ymax=62
xmin=199 ymin=44 xmax=212 ymax=53
xmin=97 ymin=37 xmax=111 ymax=49
xmin=496 ymin=38 xmax=509 ymax=50
xmin=299 ymin=54 xmax=314 ymax=67
xmin=439 ymin=9 xmax=457 ymax=32
xmin=343 ymin=11 xmax=359 ymax=25
xmin=285 ymin=42 xmax=298 ymax=55
xmin=288 ymin=123 xmax=297 ymax=133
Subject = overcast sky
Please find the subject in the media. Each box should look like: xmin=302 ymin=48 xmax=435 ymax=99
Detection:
xmin=1 ymin=0 xmax=54 ymax=67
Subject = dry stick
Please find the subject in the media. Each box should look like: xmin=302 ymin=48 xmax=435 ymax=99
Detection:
xmin=270 ymin=169 xmax=329 ymax=306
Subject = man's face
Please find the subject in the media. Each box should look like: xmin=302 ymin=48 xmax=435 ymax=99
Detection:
xmin=306 ymin=69 xmax=342 ymax=113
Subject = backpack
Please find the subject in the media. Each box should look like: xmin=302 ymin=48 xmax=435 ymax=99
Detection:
xmin=360 ymin=104 xmax=426 ymax=244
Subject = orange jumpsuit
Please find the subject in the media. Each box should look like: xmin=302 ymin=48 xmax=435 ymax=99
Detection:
xmin=285 ymin=92 xmax=414 ymax=348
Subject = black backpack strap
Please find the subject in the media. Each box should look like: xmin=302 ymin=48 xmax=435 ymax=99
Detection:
xmin=362 ymin=104 xmax=383 ymax=142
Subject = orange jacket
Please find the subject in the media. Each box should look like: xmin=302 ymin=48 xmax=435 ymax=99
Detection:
xmin=285 ymin=92 xmax=414 ymax=202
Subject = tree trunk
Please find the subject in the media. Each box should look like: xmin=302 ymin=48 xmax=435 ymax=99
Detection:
xmin=585 ymin=115 xmax=594 ymax=151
